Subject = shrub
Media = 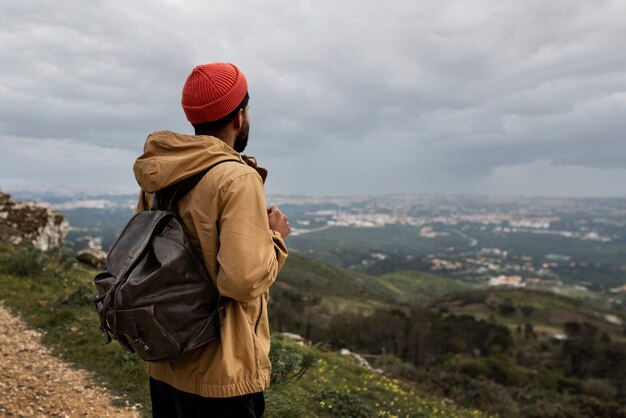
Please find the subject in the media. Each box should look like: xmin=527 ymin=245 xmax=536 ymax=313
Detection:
xmin=575 ymin=395 xmax=626 ymax=418
xmin=2 ymin=244 xmax=49 ymax=277
xmin=536 ymin=370 xmax=561 ymax=391
xmin=55 ymin=284 xmax=94 ymax=307
xmin=450 ymin=356 xmax=531 ymax=387
xmin=485 ymin=356 xmax=530 ymax=386
xmin=314 ymin=389 xmax=375 ymax=418
xmin=557 ymin=375 xmax=584 ymax=394
xmin=456 ymin=358 xmax=491 ymax=380
xmin=584 ymin=379 xmax=618 ymax=401
xmin=379 ymin=353 xmax=420 ymax=380
xmin=436 ymin=371 xmax=519 ymax=416
xmin=498 ymin=301 xmax=516 ymax=316
xmin=270 ymin=335 xmax=316 ymax=384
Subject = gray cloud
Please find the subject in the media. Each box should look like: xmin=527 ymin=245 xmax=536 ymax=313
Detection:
xmin=0 ymin=0 xmax=625 ymax=197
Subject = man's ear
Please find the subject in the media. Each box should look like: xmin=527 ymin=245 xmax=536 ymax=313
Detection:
xmin=233 ymin=108 xmax=244 ymax=129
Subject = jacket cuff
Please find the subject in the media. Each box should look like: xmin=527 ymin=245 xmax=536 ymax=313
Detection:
xmin=271 ymin=230 xmax=289 ymax=272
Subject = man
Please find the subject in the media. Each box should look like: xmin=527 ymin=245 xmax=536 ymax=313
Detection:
xmin=133 ymin=62 xmax=290 ymax=417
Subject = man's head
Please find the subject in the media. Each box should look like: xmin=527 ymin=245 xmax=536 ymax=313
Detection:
xmin=181 ymin=63 xmax=250 ymax=152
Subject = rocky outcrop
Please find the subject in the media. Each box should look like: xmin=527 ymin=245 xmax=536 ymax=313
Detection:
xmin=0 ymin=191 xmax=69 ymax=251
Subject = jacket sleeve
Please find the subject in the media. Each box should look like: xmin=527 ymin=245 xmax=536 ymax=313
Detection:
xmin=216 ymin=172 xmax=288 ymax=302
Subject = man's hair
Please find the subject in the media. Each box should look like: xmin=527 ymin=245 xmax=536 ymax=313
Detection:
xmin=193 ymin=93 xmax=249 ymax=136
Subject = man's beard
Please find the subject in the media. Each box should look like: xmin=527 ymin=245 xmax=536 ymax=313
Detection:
xmin=233 ymin=117 xmax=249 ymax=153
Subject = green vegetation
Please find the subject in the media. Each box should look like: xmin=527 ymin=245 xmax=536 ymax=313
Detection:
xmin=276 ymin=253 xmax=475 ymax=310
xmin=289 ymin=224 xmax=470 ymax=273
xmin=272 ymin=255 xmax=626 ymax=417
xmin=433 ymin=288 xmax=626 ymax=337
xmin=276 ymin=252 xmax=399 ymax=306
xmin=379 ymin=271 xmax=475 ymax=304
xmin=0 ymin=247 xmax=486 ymax=417
xmin=268 ymin=336 xmax=488 ymax=417
xmin=3 ymin=244 xmax=50 ymax=276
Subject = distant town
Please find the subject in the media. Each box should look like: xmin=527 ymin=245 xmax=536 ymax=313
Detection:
xmin=270 ymin=194 xmax=626 ymax=301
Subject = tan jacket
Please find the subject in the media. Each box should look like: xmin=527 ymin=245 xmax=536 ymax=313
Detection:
xmin=133 ymin=130 xmax=288 ymax=398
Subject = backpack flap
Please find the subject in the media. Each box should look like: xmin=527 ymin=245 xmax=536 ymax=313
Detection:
xmin=105 ymin=211 xmax=174 ymax=277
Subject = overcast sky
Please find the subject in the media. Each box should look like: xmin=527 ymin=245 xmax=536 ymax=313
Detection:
xmin=1 ymin=0 xmax=625 ymax=198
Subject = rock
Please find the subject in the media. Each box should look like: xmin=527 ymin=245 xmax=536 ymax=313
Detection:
xmin=0 ymin=191 xmax=68 ymax=251
xmin=76 ymin=248 xmax=107 ymax=268
xmin=281 ymin=332 xmax=310 ymax=346
xmin=605 ymin=314 xmax=623 ymax=325
xmin=340 ymin=348 xmax=373 ymax=370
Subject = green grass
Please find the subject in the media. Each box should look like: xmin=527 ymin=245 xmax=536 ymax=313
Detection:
xmin=278 ymin=253 xmax=478 ymax=311
xmin=268 ymin=336 xmax=490 ymax=418
xmin=278 ymin=252 xmax=399 ymax=303
xmin=379 ymin=271 xmax=477 ymax=305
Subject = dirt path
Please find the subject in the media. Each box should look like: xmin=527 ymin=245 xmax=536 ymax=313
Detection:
xmin=0 ymin=302 xmax=142 ymax=417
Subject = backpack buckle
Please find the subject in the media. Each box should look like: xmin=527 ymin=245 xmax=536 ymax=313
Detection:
xmin=135 ymin=338 xmax=150 ymax=352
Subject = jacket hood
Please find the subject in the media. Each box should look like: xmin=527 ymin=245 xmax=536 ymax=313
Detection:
xmin=133 ymin=130 xmax=247 ymax=193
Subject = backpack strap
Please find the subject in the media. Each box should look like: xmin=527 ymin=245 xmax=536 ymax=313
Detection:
xmin=150 ymin=160 xmax=235 ymax=312
xmin=152 ymin=160 xmax=235 ymax=211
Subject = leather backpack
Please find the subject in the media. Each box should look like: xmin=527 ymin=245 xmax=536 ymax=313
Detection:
xmin=93 ymin=167 xmax=223 ymax=362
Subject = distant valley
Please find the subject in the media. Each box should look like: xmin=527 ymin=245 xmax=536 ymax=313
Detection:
xmin=16 ymin=191 xmax=626 ymax=310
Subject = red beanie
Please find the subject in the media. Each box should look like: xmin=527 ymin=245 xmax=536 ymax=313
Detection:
xmin=181 ymin=63 xmax=248 ymax=124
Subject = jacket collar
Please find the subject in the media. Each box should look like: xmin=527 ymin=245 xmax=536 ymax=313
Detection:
xmin=241 ymin=154 xmax=268 ymax=183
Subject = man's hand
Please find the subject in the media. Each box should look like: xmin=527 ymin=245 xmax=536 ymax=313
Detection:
xmin=268 ymin=205 xmax=290 ymax=238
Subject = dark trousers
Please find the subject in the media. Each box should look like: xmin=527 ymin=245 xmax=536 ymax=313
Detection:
xmin=150 ymin=377 xmax=265 ymax=418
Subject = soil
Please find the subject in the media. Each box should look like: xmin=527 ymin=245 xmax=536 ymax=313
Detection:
xmin=0 ymin=302 xmax=142 ymax=417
